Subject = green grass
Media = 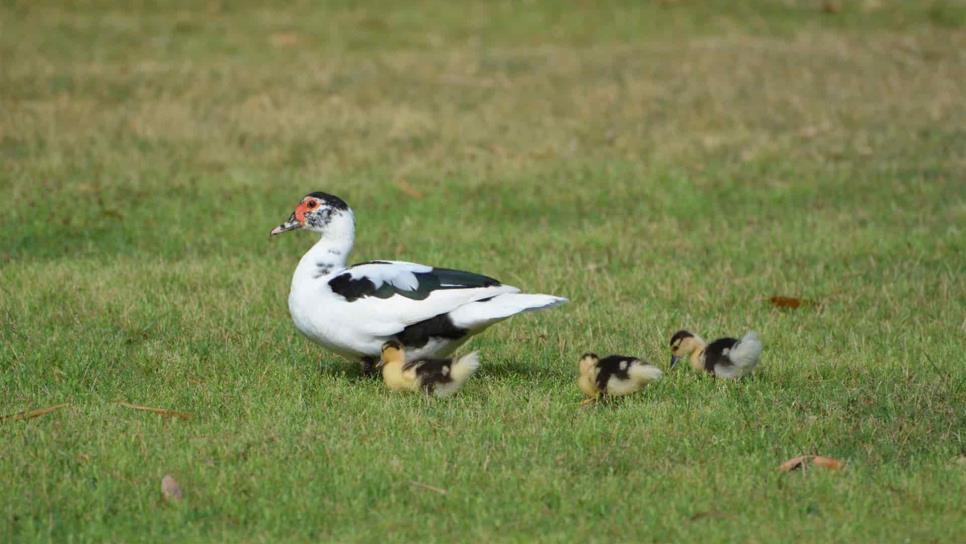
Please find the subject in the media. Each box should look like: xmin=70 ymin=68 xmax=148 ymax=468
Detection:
xmin=2 ymin=0 xmax=965 ymax=541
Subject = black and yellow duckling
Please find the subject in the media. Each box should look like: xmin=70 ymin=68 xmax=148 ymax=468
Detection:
xmin=379 ymin=340 xmax=480 ymax=397
xmin=669 ymin=330 xmax=762 ymax=379
xmin=578 ymin=353 xmax=663 ymax=405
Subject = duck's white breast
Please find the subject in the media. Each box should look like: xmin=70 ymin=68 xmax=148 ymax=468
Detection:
xmin=288 ymin=274 xmax=374 ymax=359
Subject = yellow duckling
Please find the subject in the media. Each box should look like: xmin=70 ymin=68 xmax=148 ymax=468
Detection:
xmin=379 ymin=340 xmax=480 ymax=397
xmin=578 ymin=353 xmax=663 ymax=405
xmin=669 ymin=330 xmax=762 ymax=379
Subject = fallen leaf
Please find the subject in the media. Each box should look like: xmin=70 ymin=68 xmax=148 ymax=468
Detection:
xmin=812 ymin=456 xmax=844 ymax=470
xmin=392 ymin=178 xmax=424 ymax=199
xmin=409 ymin=481 xmax=447 ymax=495
xmin=116 ymin=401 xmax=192 ymax=420
xmin=269 ymin=32 xmax=300 ymax=48
xmin=768 ymin=296 xmax=814 ymax=309
xmin=778 ymin=455 xmax=808 ymax=472
xmin=161 ymin=475 xmax=184 ymax=502
xmin=489 ymin=144 xmax=509 ymax=157
xmin=1 ymin=403 xmax=69 ymax=422
xmin=778 ymin=455 xmax=845 ymax=473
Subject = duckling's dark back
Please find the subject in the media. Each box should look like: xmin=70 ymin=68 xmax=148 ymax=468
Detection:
xmin=404 ymin=358 xmax=454 ymax=394
xmin=593 ymin=355 xmax=639 ymax=391
xmin=703 ymin=337 xmax=739 ymax=373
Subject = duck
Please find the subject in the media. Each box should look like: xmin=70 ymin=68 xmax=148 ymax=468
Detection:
xmin=669 ymin=330 xmax=762 ymax=379
xmin=378 ymin=340 xmax=480 ymax=397
xmin=578 ymin=353 xmax=663 ymax=405
xmin=271 ymin=192 xmax=567 ymax=373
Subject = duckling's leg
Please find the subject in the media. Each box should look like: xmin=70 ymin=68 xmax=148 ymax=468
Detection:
xmin=359 ymin=356 xmax=379 ymax=377
xmin=580 ymin=396 xmax=599 ymax=407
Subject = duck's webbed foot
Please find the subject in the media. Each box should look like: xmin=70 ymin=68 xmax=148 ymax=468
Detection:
xmin=359 ymin=356 xmax=379 ymax=377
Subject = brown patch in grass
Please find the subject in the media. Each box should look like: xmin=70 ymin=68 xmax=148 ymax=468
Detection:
xmin=769 ymin=296 xmax=816 ymax=309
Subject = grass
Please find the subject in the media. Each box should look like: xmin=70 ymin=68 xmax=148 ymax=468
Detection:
xmin=1 ymin=0 xmax=965 ymax=541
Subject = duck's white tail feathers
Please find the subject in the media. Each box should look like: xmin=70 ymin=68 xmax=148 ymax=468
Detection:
xmin=449 ymin=293 xmax=567 ymax=331
xmin=628 ymin=363 xmax=663 ymax=384
xmin=727 ymin=331 xmax=762 ymax=376
xmin=449 ymin=351 xmax=481 ymax=385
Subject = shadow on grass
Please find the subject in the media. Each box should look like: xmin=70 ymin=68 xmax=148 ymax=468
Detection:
xmin=478 ymin=360 xmax=545 ymax=379
xmin=314 ymin=358 xmax=546 ymax=383
xmin=315 ymin=359 xmax=377 ymax=381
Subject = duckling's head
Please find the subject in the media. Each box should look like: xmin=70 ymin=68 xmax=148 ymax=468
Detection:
xmin=669 ymin=330 xmax=701 ymax=368
xmin=380 ymin=340 xmax=405 ymax=367
xmin=578 ymin=353 xmax=599 ymax=376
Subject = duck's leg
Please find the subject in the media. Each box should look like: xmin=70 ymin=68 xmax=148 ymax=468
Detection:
xmin=359 ymin=356 xmax=379 ymax=377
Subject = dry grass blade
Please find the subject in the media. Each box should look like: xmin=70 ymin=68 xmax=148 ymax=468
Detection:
xmin=392 ymin=178 xmax=424 ymax=199
xmin=1 ymin=403 xmax=69 ymax=422
xmin=161 ymin=474 xmax=184 ymax=502
xmin=409 ymin=481 xmax=448 ymax=495
xmin=116 ymin=401 xmax=192 ymax=420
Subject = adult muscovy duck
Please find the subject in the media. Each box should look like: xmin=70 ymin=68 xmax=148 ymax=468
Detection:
xmin=271 ymin=192 xmax=567 ymax=371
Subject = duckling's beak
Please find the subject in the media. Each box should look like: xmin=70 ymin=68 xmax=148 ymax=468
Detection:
xmin=270 ymin=213 xmax=302 ymax=236
xmin=670 ymin=355 xmax=681 ymax=369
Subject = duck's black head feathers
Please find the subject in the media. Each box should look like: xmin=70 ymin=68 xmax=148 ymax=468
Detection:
xmin=381 ymin=339 xmax=404 ymax=351
xmin=305 ymin=192 xmax=349 ymax=211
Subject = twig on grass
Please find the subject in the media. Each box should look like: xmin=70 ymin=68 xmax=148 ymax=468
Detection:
xmin=116 ymin=401 xmax=192 ymax=420
xmin=0 ymin=403 xmax=70 ymax=422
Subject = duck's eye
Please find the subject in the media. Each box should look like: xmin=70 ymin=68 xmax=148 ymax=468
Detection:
xmin=306 ymin=200 xmax=318 ymax=209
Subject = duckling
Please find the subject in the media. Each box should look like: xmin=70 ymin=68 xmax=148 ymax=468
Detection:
xmin=669 ymin=330 xmax=762 ymax=379
xmin=379 ymin=340 xmax=480 ymax=397
xmin=578 ymin=353 xmax=663 ymax=405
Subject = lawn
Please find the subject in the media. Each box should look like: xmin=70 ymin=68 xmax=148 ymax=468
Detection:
xmin=1 ymin=0 xmax=965 ymax=541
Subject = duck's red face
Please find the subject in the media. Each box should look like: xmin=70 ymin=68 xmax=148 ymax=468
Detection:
xmin=270 ymin=195 xmax=324 ymax=236
xmin=271 ymin=191 xmax=351 ymax=236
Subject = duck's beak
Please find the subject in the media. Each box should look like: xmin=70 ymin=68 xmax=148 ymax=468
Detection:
xmin=270 ymin=213 xmax=302 ymax=236
xmin=670 ymin=355 xmax=681 ymax=369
